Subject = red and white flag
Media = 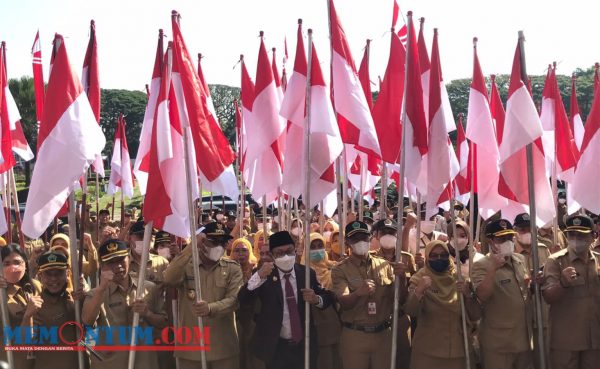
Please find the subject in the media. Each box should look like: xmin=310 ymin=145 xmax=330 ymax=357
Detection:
xmin=571 ymin=73 xmax=600 ymax=214
xmin=143 ymin=41 xmax=198 ymax=238
xmin=82 ymin=20 xmax=105 ymax=176
xmin=498 ymin=42 xmax=554 ymax=226
xmin=426 ymin=29 xmax=459 ymax=215
xmin=453 ymin=116 xmax=470 ymax=207
xmin=31 ymin=31 xmax=45 ymax=130
xmin=392 ymin=0 xmax=408 ymax=46
xmin=402 ymin=14 xmax=428 ymax=193
xmin=328 ymin=0 xmax=381 ymax=159
xmin=281 ymin=36 xmax=343 ymax=216
xmin=192 ymin=51 xmax=239 ymax=200
xmin=1 ymin=42 xmax=34 ymax=167
xmin=569 ymin=74 xmax=584 ymax=150
xmin=466 ymin=45 xmax=506 ymax=220
xmin=239 ymin=57 xmax=254 ymax=177
xmin=171 ymin=14 xmax=237 ymax=202
xmin=22 ymin=35 xmax=105 ymax=238
xmin=417 ymin=18 xmax=431 ymax=125
xmin=134 ymin=30 xmax=163 ymax=195
xmin=108 ymin=113 xmax=134 ymax=198
xmin=243 ymin=32 xmax=285 ymax=203
xmin=0 ymin=48 xmax=6 ymax=235
xmin=372 ymin=31 xmax=405 ymax=164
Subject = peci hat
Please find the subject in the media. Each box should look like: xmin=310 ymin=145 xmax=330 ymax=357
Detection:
xmin=564 ymin=214 xmax=594 ymax=234
xmin=513 ymin=213 xmax=531 ymax=228
xmin=485 ymin=219 xmax=517 ymax=238
xmin=37 ymin=251 xmax=69 ymax=273
xmin=345 ymin=221 xmax=370 ymax=238
xmin=201 ymin=221 xmax=233 ymax=241
xmin=269 ymin=231 xmax=294 ymax=251
xmin=99 ymin=239 xmax=129 ymax=263
xmin=155 ymin=231 xmax=171 ymax=245
xmin=372 ymin=218 xmax=398 ymax=233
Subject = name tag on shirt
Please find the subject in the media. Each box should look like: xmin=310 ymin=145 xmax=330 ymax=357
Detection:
xmin=368 ymin=302 xmax=377 ymax=315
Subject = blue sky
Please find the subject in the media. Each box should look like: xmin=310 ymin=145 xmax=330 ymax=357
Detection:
xmin=0 ymin=0 xmax=597 ymax=91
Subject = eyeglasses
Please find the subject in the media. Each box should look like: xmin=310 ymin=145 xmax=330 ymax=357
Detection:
xmin=428 ymin=252 xmax=450 ymax=260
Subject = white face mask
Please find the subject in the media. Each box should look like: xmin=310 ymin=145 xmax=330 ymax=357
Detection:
xmin=558 ymin=198 xmax=567 ymax=205
xmin=379 ymin=235 xmax=397 ymax=249
xmin=517 ymin=233 xmax=532 ymax=246
xmin=134 ymin=241 xmax=144 ymax=255
xmin=157 ymin=247 xmax=171 ymax=259
xmin=322 ymin=231 xmax=332 ymax=241
xmin=216 ymin=214 xmax=225 ymax=221
xmin=451 ymin=237 xmax=468 ymax=251
xmin=351 ymin=241 xmax=370 ymax=255
xmin=569 ymin=239 xmax=590 ymax=255
xmin=497 ymin=240 xmax=514 ymax=256
xmin=206 ymin=246 xmax=225 ymax=261
xmin=291 ymin=227 xmax=301 ymax=237
xmin=454 ymin=210 xmax=461 ymax=217
xmin=421 ymin=221 xmax=435 ymax=234
xmin=274 ymin=254 xmax=296 ymax=271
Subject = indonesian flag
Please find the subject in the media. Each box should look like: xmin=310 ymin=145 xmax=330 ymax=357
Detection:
xmin=22 ymin=34 xmax=105 ymax=238
xmin=243 ymin=33 xmax=285 ymax=203
xmin=417 ymin=18 xmax=431 ymax=126
xmin=569 ymin=75 xmax=584 ymax=150
xmin=453 ymin=116 xmax=470 ymax=207
xmin=281 ymin=37 xmax=343 ymax=216
xmin=239 ymin=57 xmax=254 ymax=175
xmin=192 ymin=51 xmax=239 ymax=200
xmin=328 ymin=0 xmax=381 ymax=159
xmin=134 ymin=29 xmax=163 ymax=195
xmin=466 ymin=45 xmax=506 ymax=220
xmin=32 ymin=31 xmax=45 ymax=130
xmin=426 ymin=29 xmax=459 ymax=216
xmin=281 ymin=38 xmax=288 ymax=92
xmin=108 ymin=113 xmax=134 ymax=198
xmin=82 ymin=20 xmax=105 ymax=176
xmin=1 ymin=43 xmax=34 ymax=166
xmin=143 ymin=41 xmax=198 ymax=238
xmin=171 ymin=13 xmax=237 ymax=202
xmin=402 ymin=14 xmax=428 ymax=193
xmin=540 ymin=67 xmax=579 ymax=184
xmin=372 ymin=31 xmax=405 ymax=164
xmin=498 ymin=42 xmax=555 ymax=227
xmin=571 ymin=73 xmax=600 ymax=214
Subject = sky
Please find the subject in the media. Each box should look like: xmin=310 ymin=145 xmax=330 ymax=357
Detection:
xmin=0 ymin=0 xmax=598 ymax=92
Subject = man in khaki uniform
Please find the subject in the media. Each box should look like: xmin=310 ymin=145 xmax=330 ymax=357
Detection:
xmin=128 ymin=221 xmax=169 ymax=284
xmin=163 ymin=221 xmax=243 ymax=369
xmin=471 ymin=219 xmax=533 ymax=369
xmin=542 ymin=214 xmax=600 ymax=369
xmin=32 ymin=251 xmax=82 ymax=369
xmin=370 ymin=218 xmax=416 ymax=369
xmin=332 ymin=221 xmax=407 ymax=369
xmin=82 ymin=239 xmax=167 ymax=369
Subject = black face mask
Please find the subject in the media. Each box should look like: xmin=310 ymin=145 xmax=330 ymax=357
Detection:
xmin=449 ymin=245 xmax=469 ymax=264
xmin=428 ymin=259 xmax=450 ymax=273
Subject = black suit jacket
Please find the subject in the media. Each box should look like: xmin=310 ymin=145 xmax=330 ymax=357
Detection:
xmin=237 ymin=263 xmax=334 ymax=364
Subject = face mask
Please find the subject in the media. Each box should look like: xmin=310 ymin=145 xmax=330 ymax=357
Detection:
xmin=216 ymin=214 xmax=224 ymax=221
xmin=4 ymin=265 xmax=25 ymax=284
xmin=428 ymin=259 xmax=450 ymax=273
xmin=322 ymin=231 xmax=332 ymax=241
xmin=558 ymin=198 xmax=566 ymax=205
xmin=274 ymin=254 xmax=296 ymax=271
xmin=309 ymin=249 xmax=326 ymax=262
xmin=291 ymin=227 xmax=300 ymax=237
xmin=379 ymin=235 xmax=397 ymax=249
xmin=451 ymin=237 xmax=469 ymax=251
xmin=517 ymin=233 xmax=532 ymax=246
xmin=157 ymin=248 xmax=171 ymax=259
xmin=497 ymin=240 xmax=514 ymax=256
xmin=421 ymin=221 xmax=435 ymax=234
xmin=134 ymin=241 xmax=144 ymax=255
xmin=351 ymin=241 xmax=370 ymax=256
xmin=331 ymin=242 xmax=341 ymax=255
xmin=569 ymin=239 xmax=590 ymax=255
xmin=454 ymin=210 xmax=461 ymax=217
xmin=205 ymin=246 xmax=225 ymax=261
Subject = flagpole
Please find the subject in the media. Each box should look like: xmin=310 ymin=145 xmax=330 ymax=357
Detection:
xmin=67 ymin=190 xmax=85 ymax=369
xmin=381 ymin=164 xmax=388 ymax=219
xmin=127 ymin=221 xmax=153 ymax=369
xmin=416 ymin=191 xmax=422 ymax=252
xmin=391 ymin=12 xmax=413 ymax=369
xmin=3 ymin=174 xmax=12 ymax=244
xmin=551 ymin=63 xmax=559 ymax=251
xmin=262 ymin=195 xmax=268 ymax=241
xmin=79 ymin=175 xmax=88 ymax=282
xmin=9 ymin=169 xmax=25 ymax=248
xmin=302 ymin=28 xmax=314 ymax=369
xmin=95 ymin=173 xmax=100 ymax=245
xmin=0 ymin=248 xmax=14 ymax=369
xmin=450 ymin=196 xmax=472 ymax=369
xmin=278 ymin=187 xmax=283 ymax=230
xmin=518 ymin=30 xmax=547 ymax=369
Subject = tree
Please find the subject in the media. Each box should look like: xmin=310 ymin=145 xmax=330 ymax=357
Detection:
xmin=208 ymin=84 xmax=239 ymax=147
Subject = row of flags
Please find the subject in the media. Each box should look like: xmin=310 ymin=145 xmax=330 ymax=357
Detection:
xmin=2 ymin=0 xmax=600 ymax=240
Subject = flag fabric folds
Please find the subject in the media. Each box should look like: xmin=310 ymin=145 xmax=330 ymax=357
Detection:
xmin=108 ymin=113 xmax=134 ymax=198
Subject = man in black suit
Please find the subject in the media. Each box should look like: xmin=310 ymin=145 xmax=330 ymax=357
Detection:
xmin=238 ymin=230 xmax=334 ymax=369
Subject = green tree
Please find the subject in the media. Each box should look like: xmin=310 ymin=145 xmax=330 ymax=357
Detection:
xmin=208 ymin=84 xmax=239 ymax=147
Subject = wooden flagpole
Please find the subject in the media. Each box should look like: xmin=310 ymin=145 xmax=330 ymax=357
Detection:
xmin=9 ymin=169 xmax=25 ymax=248
xmin=67 ymin=190 xmax=85 ymax=369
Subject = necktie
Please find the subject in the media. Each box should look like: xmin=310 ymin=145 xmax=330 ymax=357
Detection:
xmin=284 ymin=273 xmax=303 ymax=343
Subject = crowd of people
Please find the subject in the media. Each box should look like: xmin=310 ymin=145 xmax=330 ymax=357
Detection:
xmin=1 ymin=198 xmax=600 ymax=369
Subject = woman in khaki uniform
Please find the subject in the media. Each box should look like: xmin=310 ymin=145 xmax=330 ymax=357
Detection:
xmin=302 ymin=233 xmax=342 ymax=369
xmin=0 ymin=244 xmax=42 ymax=369
xmin=405 ymin=240 xmax=480 ymax=369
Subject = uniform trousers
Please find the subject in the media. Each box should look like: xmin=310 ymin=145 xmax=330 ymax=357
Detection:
xmin=339 ymin=327 xmax=392 ymax=369
xmin=481 ymin=350 xmax=533 ymax=369
xmin=551 ymin=349 xmax=600 ymax=369
xmin=265 ymin=339 xmax=317 ymax=369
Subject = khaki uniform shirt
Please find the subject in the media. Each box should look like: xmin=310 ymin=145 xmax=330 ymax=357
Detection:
xmin=129 ymin=253 xmax=169 ymax=284
xmin=472 ymin=253 xmax=533 ymax=353
xmin=331 ymin=254 xmax=395 ymax=325
xmin=33 ymin=290 xmax=79 ymax=369
xmin=518 ymin=242 xmax=551 ymax=329
xmin=542 ymin=249 xmax=600 ymax=351
xmin=163 ymin=246 xmax=243 ymax=362
xmin=372 ymin=248 xmax=417 ymax=277
xmin=85 ymin=277 xmax=164 ymax=369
